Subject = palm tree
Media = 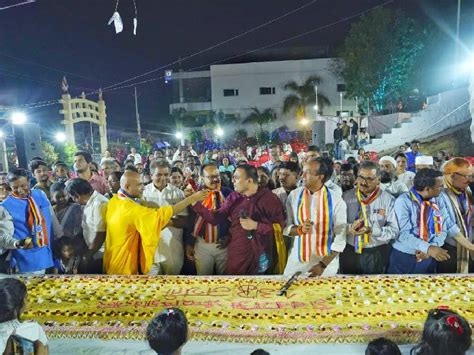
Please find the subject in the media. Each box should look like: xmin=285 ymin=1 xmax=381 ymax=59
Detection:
xmin=282 ymin=75 xmax=331 ymax=118
xmin=242 ymin=107 xmax=277 ymax=133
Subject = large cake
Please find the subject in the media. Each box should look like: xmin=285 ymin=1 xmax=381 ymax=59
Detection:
xmin=22 ymin=275 xmax=474 ymax=344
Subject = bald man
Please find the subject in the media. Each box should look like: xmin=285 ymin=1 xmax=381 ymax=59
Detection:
xmin=104 ymin=171 xmax=208 ymax=275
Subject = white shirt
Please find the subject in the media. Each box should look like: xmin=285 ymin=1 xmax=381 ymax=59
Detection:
xmin=142 ymin=183 xmax=187 ymax=263
xmin=128 ymin=153 xmax=142 ymax=165
xmin=397 ymin=171 xmax=415 ymax=189
xmin=0 ymin=320 xmax=48 ymax=354
xmin=380 ymin=179 xmax=409 ymax=198
xmin=82 ymin=191 xmax=108 ymax=254
xmin=272 ymin=187 xmax=289 ymax=207
xmin=284 ymin=186 xmax=347 ymax=253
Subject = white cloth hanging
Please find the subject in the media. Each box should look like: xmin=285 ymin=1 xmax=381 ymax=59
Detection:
xmin=108 ymin=11 xmax=123 ymax=33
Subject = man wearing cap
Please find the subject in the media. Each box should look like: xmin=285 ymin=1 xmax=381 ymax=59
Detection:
xmin=379 ymin=156 xmax=409 ymax=198
xmin=436 ymin=158 xmax=474 ymax=273
xmin=405 ymin=140 xmax=422 ymax=172
xmin=415 ymin=156 xmax=434 ymax=171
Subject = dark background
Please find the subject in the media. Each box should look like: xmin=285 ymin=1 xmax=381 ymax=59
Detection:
xmin=0 ymin=0 xmax=471 ymax=135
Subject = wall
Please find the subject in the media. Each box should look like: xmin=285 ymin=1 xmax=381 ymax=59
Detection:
xmin=210 ymin=58 xmax=356 ymax=134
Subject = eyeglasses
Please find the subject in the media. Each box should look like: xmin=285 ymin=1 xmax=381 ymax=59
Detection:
xmin=357 ymin=175 xmax=378 ymax=183
xmin=204 ymin=175 xmax=220 ymax=180
xmin=453 ymin=172 xmax=473 ymax=180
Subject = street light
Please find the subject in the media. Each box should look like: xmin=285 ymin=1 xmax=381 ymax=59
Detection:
xmin=215 ymin=127 xmax=224 ymax=137
xmin=301 ymin=118 xmax=309 ymax=126
xmin=175 ymin=132 xmax=183 ymax=140
xmin=11 ymin=112 xmax=27 ymax=125
xmin=314 ymin=85 xmax=318 ymax=113
xmin=55 ymin=132 xmax=66 ymax=143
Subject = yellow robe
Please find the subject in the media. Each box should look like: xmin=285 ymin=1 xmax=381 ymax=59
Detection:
xmin=104 ymin=196 xmax=173 ymax=275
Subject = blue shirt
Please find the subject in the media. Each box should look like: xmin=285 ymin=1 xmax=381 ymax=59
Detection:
xmin=1 ymin=190 xmax=54 ymax=272
xmin=392 ymin=191 xmax=455 ymax=255
xmin=405 ymin=151 xmax=422 ymax=173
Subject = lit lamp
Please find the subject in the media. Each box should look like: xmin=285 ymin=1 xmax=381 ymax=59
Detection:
xmin=175 ymin=131 xmax=184 ymax=146
xmin=11 ymin=112 xmax=27 ymax=125
xmin=215 ymin=127 xmax=224 ymax=137
xmin=301 ymin=118 xmax=309 ymax=126
xmin=55 ymin=132 xmax=66 ymax=143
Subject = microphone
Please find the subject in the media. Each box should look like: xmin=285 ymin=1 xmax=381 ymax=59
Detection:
xmin=277 ymin=271 xmax=302 ymax=296
xmin=239 ymin=210 xmax=254 ymax=240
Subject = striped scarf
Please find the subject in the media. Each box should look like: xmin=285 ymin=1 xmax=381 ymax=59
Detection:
xmin=445 ymin=179 xmax=472 ymax=238
xmin=193 ymin=190 xmax=224 ymax=243
xmin=295 ymin=186 xmax=333 ymax=262
xmin=11 ymin=193 xmax=49 ymax=247
xmin=409 ymin=188 xmax=443 ymax=241
xmin=355 ymin=187 xmax=380 ymax=254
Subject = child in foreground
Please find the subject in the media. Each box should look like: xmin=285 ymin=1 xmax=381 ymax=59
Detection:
xmin=411 ymin=307 xmax=472 ymax=355
xmin=147 ymin=308 xmax=188 ymax=355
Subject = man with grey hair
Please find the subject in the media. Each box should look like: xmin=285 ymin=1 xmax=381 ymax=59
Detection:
xmin=379 ymin=156 xmax=409 ymax=198
xmin=341 ymin=160 xmax=399 ymax=274
xmin=143 ymin=159 xmax=188 ymax=275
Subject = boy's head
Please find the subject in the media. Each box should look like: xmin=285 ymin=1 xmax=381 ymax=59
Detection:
xmin=365 ymin=337 xmax=401 ymax=355
xmin=147 ymin=308 xmax=188 ymax=354
xmin=58 ymin=237 xmax=76 ymax=260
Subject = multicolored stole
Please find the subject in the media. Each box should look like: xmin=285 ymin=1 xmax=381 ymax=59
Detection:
xmin=117 ymin=189 xmax=141 ymax=204
xmin=409 ymin=188 xmax=443 ymax=241
xmin=11 ymin=193 xmax=49 ymax=247
xmin=193 ymin=190 xmax=224 ymax=243
xmin=355 ymin=187 xmax=380 ymax=254
xmin=444 ymin=179 xmax=472 ymax=273
xmin=295 ymin=186 xmax=333 ymax=262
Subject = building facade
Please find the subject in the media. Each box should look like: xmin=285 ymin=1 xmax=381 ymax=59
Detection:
xmin=169 ymin=58 xmax=356 ymax=136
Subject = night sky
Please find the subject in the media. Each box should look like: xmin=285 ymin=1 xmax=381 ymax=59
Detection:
xmin=0 ymin=0 xmax=468 ymax=136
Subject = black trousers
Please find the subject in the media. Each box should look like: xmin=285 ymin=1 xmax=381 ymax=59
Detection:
xmin=340 ymin=244 xmax=389 ymax=275
xmin=436 ymin=243 xmax=474 ymax=273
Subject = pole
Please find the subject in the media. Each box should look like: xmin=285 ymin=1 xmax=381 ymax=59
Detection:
xmin=339 ymin=92 xmax=343 ymax=116
xmin=314 ymin=85 xmax=318 ymax=114
xmin=0 ymin=138 xmax=8 ymax=171
xmin=355 ymin=96 xmax=358 ymax=117
xmin=89 ymin=123 xmax=94 ymax=152
xmin=134 ymin=86 xmax=142 ymax=145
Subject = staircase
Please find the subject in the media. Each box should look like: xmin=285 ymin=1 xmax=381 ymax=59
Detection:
xmin=365 ymin=87 xmax=471 ymax=152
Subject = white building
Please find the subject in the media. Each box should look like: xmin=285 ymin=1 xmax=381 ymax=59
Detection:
xmin=169 ymin=58 xmax=357 ymax=137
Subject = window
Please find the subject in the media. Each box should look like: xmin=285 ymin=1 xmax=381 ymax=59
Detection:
xmin=260 ymin=87 xmax=275 ymax=95
xmin=223 ymin=89 xmax=239 ymax=97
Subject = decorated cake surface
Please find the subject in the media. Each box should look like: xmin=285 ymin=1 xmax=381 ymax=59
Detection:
xmin=22 ymin=275 xmax=474 ymax=344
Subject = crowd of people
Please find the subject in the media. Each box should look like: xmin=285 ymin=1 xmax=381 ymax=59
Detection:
xmin=0 ymin=139 xmax=472 ymax=277
xmin=0 ymin=138 xmax=473 ymax=354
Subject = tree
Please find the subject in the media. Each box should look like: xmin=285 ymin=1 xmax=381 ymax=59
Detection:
xmin=41 ymin=142 xmax=59 ymax=165
xmin=63 ymin=143 xmax=77 ymax=167
xmin=243 ymin=107 xmax=277 ymax=133
xmin=333 ymin=8 xmax=429 ymax=112
xmin=282 ymin=75 xmax=330 ymax=118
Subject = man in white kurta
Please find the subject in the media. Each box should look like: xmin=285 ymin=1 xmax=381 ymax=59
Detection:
xmin=284 ymin=158 xmax=347 ymax=276
xmin=143 ymin=160 xmax=188 ymax=275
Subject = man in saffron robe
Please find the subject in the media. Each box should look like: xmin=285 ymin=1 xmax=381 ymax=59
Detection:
xmin=104 ymin=171 xmax=208 ymax=275
xmin=284 ymin=158 xmax=347 ymax=277
xmin=191 ymin=164 xmax=285 ymax=275
xmin=1 ymin=168 xmax=54 ymax=273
